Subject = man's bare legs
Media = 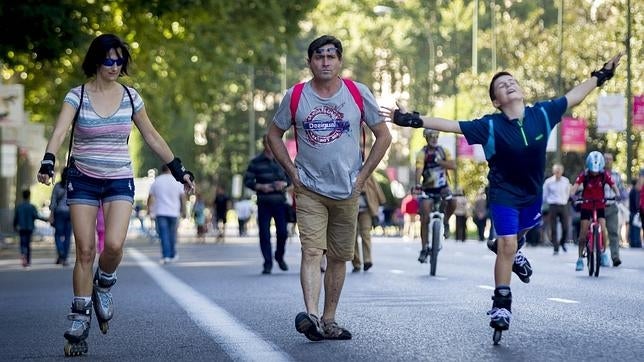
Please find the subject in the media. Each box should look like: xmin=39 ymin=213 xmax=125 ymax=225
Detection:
xmin=321 ymin=255 xmax=346 ymax=322
xmin=301 ymin=248 xmax=323 ymax=316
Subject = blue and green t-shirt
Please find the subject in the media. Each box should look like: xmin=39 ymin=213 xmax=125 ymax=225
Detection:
xmin=459 ymin=96 xmax=568 ymax=207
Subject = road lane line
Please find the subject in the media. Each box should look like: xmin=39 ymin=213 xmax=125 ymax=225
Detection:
xmin=547 ymin=297 xmax=579 ymax=304
xmin=477 ymin=285 xmax=495 ymax=290
xmin=128 ymin=248 xmax=291 ymax=362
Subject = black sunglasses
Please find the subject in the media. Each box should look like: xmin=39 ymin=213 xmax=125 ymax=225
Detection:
xmin=102 ymin=58 xmax=124 ymax=67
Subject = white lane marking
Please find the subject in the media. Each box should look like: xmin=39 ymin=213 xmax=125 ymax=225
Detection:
xmin=477 ymin=285 xmax=495 ymax=291
xmin=128 ymin=248 xmax=291 ymax=362
xmin=390 ymin=269 xmax=405 ymax=274
xmin=547 ymin=297 xmax=579 ymax=304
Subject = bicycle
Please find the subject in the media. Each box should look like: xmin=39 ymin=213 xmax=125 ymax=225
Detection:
xmin=576 ymin=198 xmax=611 ymax=277
xmin=418 ymin=191 xmax=448 ymax=276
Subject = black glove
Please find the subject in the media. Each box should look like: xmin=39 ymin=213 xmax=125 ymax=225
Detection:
xmin=393 ymin=109 xmax=423 ymax=128
xmin=591 ymin=61 xmax=616 ymax=87
xmin=38 ymin=152 xmax=55 ymax=177
xmin=167 ymin=157 xmax=195 ymax=184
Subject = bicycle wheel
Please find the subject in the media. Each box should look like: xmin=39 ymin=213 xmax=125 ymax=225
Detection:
xmin=593 ymin=225 xmax=601 ymax=277
xmin=429 ymin=220 xmax=441 ymax=276
xmin=587 ymin=237 xmax=594 ymax=277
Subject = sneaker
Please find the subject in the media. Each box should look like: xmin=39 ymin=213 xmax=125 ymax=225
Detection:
xmin=363 ymin=262 xmax=373 ymax=271
xmin=600 ymin=252 xmax=610 ymax=267
xmin=613 ymin=258 xmax=622 ymax=267
xmin=512 ymin=250 xmax=532 ymax=283
xmin=352 ymin=266 xmax=361 ymax=273
xmin=487 ymin=307 xmax=512 ymax=330
xmin=321 ymin=319 xmax=352 ymax=340
xmin=262 ymin=266 xmax=271 ymax=275
xmin=553 ymin=250 xmax=559 ymax=256
xmin=561 ymin=242 xmax=567 ymax=252
xmin=418 ymin=248 xmax=429 ymax=264
xmin=575 ymin=258 xmax=584 ymax=271
xmin=295 ymin=312 xmax=324 ymax=341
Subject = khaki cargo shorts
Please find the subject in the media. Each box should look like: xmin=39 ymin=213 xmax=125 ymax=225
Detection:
xmin=295 ymin=186 xmax=359 ymax=261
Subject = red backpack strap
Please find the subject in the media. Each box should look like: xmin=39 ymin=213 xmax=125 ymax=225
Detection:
xmin=289 ymin=83 xmax=305 ymax=153
xmin=342 ymin=78 xmax=366 ymax=160
xmin=290 ymin=83 xmax=305 ymax=126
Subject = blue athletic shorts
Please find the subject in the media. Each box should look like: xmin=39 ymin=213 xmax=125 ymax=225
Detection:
xmin=66 ymin=163 xmax=135 ymax=207
xmin=490 ymin=199 xmax=542 ymax=237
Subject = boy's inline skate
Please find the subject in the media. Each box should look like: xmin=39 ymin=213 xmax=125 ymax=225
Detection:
xmin=63 ymin=298 xmax=92 ymax=356
xmin=92 ymin=269 xmax=117 ymax=334
xmin=487 ymin=286 xmax=512 ymax=345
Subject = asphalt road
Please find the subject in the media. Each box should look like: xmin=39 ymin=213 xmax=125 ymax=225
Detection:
xmin=1 ymin=231 xmax=643 ymax=361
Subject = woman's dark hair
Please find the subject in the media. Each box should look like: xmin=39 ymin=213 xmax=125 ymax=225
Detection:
xmin=307 ymin=35 xmax=343 ymax=60
xmin=488 ymin=71 xmax=513 ymax=102
xmin=81 ymin=34 xmax=131 ymax=78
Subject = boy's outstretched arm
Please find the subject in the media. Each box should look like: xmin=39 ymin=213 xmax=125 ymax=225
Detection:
xmin=379 ymin=101 xmax=463 ymax=134
xmin=565 ymin=52 xmax=623 ymax=110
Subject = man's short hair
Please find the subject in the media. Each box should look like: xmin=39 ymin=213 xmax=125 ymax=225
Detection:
xmin=307 ymin=35 xmax=343 ymax=60
xmin=489 ymin=71 xmax=513 ymax=102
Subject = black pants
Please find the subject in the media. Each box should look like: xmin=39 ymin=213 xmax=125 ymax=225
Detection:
xmin=548 ymin=204 xmax=569 ymax=251
xmin=19 ymin=230 xmax=33 ymax=264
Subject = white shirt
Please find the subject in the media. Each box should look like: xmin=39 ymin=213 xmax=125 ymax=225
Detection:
xmin=543 ymin=175 xmax=571 ymax=205
xmin=234 ymin=199 xmax=254 ymax=220
xmin=148 ymin=173 xmax=185 ymax=217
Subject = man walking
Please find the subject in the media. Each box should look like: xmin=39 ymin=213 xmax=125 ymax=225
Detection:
xmin=267 ymin=35 xmax=391 ymax=340
xmin=148 ymin=165 xmax=186 ymax=264
xmin=244 ymin=135 xmax=291 ymax=274
xmin=542 ymin=164 xmax=571 ymax=255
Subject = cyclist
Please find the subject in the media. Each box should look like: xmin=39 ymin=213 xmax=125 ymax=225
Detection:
xmin=570 ymin=151 xmax=621 ymax=271
xmin=415 ymin=129 xmax=455 ymax=263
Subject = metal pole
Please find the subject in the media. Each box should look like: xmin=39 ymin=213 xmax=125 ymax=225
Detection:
xmin=556 ymin=0 xmax=564 ymax=163
xmin=491 ymin=0 xmax=497 ymax=70
xmin=472 ymin=0 xmax=478 ymax=74
xmin=248 ymin=65 xmax=256 ymax=159
xmin=625 ymin=0 xmax=633 ymax=183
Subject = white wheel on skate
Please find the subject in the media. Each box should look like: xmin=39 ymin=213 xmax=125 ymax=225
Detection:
xmin=64 ymin=340 xmax=88 ymax=356
xmin=492 ymin=329 xmax=503 ymax=345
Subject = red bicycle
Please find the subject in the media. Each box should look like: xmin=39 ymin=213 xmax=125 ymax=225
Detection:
xmin=577 ymin=199 xmax=611 ymax=277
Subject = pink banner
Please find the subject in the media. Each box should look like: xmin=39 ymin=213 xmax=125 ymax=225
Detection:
xmin=456 ymin=135 xmax=473 ymax=159
xmin=561 ymin=116 xmax=587 ymax=153
xmin=634 ymin=95 xmax=644 ymax=130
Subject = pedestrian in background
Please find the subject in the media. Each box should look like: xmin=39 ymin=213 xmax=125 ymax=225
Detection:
xmin=14 ymin=189 xmax=47 ymax=268
xmin=352 ymin=174 xmax=385 ymax=272
xmin=401 ymin=190 xmax=419 ymax=240
xmin=234 ymin=197 xmax=254 ymax=237
xmin=50 ymin=167 xmax=72 ymax=265
xmin=96 ymin=203 xmax=105 ymax=254
xmin=542 ymin=163 xmax=571 ymax=255
xmin=602 ymin=152 xmax=626 ymax=267
xmin=192 ymin=192 xmax=207 ymax=243
xmin=453 ymin=188 xmax=469 ymax=242
xmin=268 ymin=35 xmax=391 ymax=341
xmin=472 ymin=189 xmax=489 ymax=242
xmin=628 ymin=178 xmax=641 ymax=247
xmin=36 ymin=33 xmax=195 ymax=355
xmin=244 ymin=134 xmax=291 ymax=274
xmin=148 ymin=164 xmax=187 ymax=264
xmin=213 ymin=185 xmax=230 ymax=242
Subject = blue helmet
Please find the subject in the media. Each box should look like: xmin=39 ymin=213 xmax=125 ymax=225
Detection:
xmin=586 ymin=151 xmax=605 ymax=173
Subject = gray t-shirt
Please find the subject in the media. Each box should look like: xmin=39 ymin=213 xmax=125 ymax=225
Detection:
xmin=273 ymin=80 xmax=382 ymax=200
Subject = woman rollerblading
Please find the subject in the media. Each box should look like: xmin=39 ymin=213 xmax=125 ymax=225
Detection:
xmin=63 ymin=298 xmax=92 ymax=356
xmin=93 ymin=269 xmax=116 ymax=334
xmin=36 ymin=33 xmax=195 ymax=357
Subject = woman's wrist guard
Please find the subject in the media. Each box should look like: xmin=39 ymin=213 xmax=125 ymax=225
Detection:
xmin=167 ymin=157 xmax=194 ymax=184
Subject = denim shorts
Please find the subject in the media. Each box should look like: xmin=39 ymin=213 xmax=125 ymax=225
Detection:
xmin=66 ymin=163 xmax=135 ymax=206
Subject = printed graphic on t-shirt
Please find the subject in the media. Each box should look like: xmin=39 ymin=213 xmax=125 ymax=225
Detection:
xmin=303 ymin=103 xmax=352 ymax=146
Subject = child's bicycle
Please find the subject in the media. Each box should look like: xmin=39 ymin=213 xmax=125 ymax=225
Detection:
xmin=418 ymin=191 xmax=447 ymax=276
xmin=576 ymin=198 xmax=612 ymax=277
